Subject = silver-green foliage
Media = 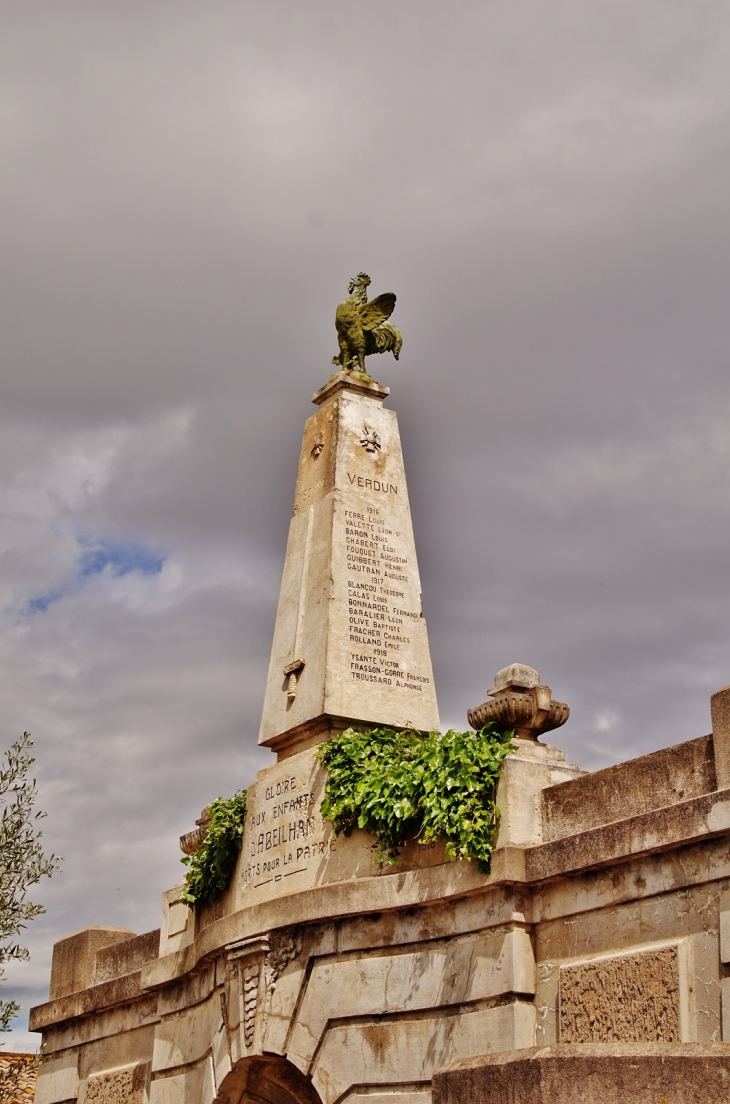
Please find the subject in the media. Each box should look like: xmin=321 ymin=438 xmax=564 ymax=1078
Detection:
xmin=0 ymin=733 xmax=60 ymax=1034
xmin=179 ymin=791 xmax=248 ymax=908
xmin=316 ymin=723 xmax=515 ymax=872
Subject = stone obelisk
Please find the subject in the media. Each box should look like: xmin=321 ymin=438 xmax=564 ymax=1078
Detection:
xmin=259 ymin=372 xmax=440 ymax=755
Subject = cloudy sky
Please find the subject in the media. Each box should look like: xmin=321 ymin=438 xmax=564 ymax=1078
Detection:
xmin=1 ymin=1 xmax=729 ymax=1048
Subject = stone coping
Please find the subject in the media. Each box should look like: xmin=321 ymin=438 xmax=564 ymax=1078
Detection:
xmin=29 ymin=971 xmax=144 ymax=1032
xmin=432 ymin=1043 xmax=730 ymax=1104
xmin=311 ymin=371 xmax=389 ymax=406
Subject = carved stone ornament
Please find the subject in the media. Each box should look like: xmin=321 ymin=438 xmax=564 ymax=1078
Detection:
xmin=359 ymin=425 xmax=382 ymax=453
xmin=332 ymin=272 xmax=403 ymax=374
xmin=467 ymin=663 xmax=569 ymax=741
xmin=227 ymin=936 xmax=269 ymax=1054
xmin=226 ymin=930 xmax=302 ymax=1057
xmin=311 ymin=440 xmax=324 ymax=459
xmin=179 ymin=804 xmax=211 ymax=855
xmin=265 ymin=927 xmax=302 ymax=981
xmin=283 ymin=658 xmax=305 ymax=701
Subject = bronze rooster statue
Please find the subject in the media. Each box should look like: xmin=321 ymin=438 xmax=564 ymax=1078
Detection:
xmin=332 ymin=272 xmax=403 ymax=374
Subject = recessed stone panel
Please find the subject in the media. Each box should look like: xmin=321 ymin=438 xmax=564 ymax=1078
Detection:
xmin=84 ymin=1063 xmax=147 ymax=1103
xmin=559 ymin=947 xmax=680 ymax=1043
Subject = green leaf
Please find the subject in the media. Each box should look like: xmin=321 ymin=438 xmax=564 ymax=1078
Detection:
xmin=179 ymin=790 xmax=248 ymax=908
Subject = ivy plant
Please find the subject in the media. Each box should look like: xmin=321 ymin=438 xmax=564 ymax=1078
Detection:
xmin=179 ymin=790 xmax=247 ymax=907
xmin=316 ymin=723 xmax=515 ymax=873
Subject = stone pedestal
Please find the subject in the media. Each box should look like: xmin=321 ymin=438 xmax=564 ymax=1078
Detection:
xmin=494 ymin=739 xmax=584 ymax=848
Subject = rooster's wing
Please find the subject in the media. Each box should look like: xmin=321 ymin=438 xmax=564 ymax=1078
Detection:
xmin=359 ymin=292 xmax=396 ymax=330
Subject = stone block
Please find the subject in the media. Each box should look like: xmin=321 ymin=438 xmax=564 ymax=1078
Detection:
xmin=712 ymin=685 xmax=730 ymax=789
xmin=494 ymin=740 xmax=584 ymax=848
xmin=81 ymin=1062 xmax=148 ymax=1103
xmin=152 ymin=990 xmax=223 ymax=1072
xmin=541 ymin=735 xmax=716 ymax=842
xmin=431 ymin=1043 xmax=730 ymax=1104
xmin=312 ymin=1002 xmax=535 ymax=1104
xmin=344 ymin=1095 xmax=430 ymax=1104
xmin=49 ymin=926 xmax=135 ymax=1000
xmin=93 ymin=929 xmax=160 ymax=985
xmin=35 ymin=1050 xmax=79 ymax=1104
xmin=159 ymin=885 xmax=194 ymax=957
xmin=288 ymin=928 xmax=534 ymax=1073
xmin=148 ymin=1057 xmax=216 ymax=1104
xmin=719 ymin=887 xmax=730 ymax=963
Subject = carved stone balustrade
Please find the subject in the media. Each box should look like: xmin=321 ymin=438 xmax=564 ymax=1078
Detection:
xmin=467 ymin=663 xmax=569 ymax=741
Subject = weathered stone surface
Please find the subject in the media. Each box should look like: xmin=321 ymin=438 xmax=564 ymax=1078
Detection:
xmin=148 ymin=1057 xmax=216 ymax=1104
xmin=344 ymin=1093 xmax=430 ymax=1104
xmin=344 ymin=1090 xmax=430 ymax=1099
xmin=94 ymin=929 xmax=160 ymax=985
xmin=535 ymin=884 xmax=721 ymax=1045
xmin=432 ymin=1043 xmax=730 ymax=1104
xmin=231 ymin=744 xmax=463 ymax=913
xmin=35 ymin=1051 xmax=79 ymax=1104
xmin=38 ymin=1000 xmax=159 ymax=1056
xmin=493 ymin=738 xmax=584 ymax=848
xmin=49 ymin=926 xmax=135 ymax=1000
xmin=152 ymin=990 xmax=223 ymax=1072
xmin=159 ymin=885 xmax=194 ymax=957
xmin=30 ymin=970 xmax=147 ymax=1031
xmin=312 ymin=1002 xmax=535 ymax=1104
xmin=259 ymin=375 xmax=439 ymax=751
xmin=541 ymin=735 xmax=716 ymax=843
xmin=559 ymin=947 xmax=680 ymax=1042
xmin=287 ymin=929 xmax=534 ymax=1074
xmin=83 ymin=1062 xmax=147 ymax=1103
xmin=712 ymin=685 xmax=730 ymax=788
xmin=526 ymin=787 xmax=730 ymax=882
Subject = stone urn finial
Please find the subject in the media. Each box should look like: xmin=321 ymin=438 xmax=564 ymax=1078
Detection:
xmin=179 ymin=805 xmax=211 ymax=856
xmin=467 ymin=663 xmax=569 ymax=741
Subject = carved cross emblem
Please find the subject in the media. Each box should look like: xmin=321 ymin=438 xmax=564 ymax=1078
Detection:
xmin=359 ymin=425 xmax=381 ymax=454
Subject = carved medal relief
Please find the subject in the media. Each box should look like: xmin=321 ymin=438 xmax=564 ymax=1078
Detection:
xmin=559 ymin=946 xmax=681 ymax=1043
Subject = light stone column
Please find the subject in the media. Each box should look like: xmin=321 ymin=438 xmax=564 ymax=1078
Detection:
xmin=258 ymin=372 xmax=440 ymax=754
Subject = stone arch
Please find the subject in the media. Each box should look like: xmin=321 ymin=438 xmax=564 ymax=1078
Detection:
xmin=216 ymin=1056 xmax=324 ymax=1104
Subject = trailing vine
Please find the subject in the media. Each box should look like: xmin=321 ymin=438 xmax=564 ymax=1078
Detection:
xmin=179 ymin=790 xmax=247 ymax=907
xmin=316 ymin=723 xmax=515 ymax=873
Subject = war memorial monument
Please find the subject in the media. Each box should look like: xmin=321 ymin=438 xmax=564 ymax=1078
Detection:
xmin=31 ymin=278 xmax=730 ymax=1102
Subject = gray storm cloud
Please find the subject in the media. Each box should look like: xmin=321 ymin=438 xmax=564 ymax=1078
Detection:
xmin=0 ymin=0 xmax=728 ymax=1047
